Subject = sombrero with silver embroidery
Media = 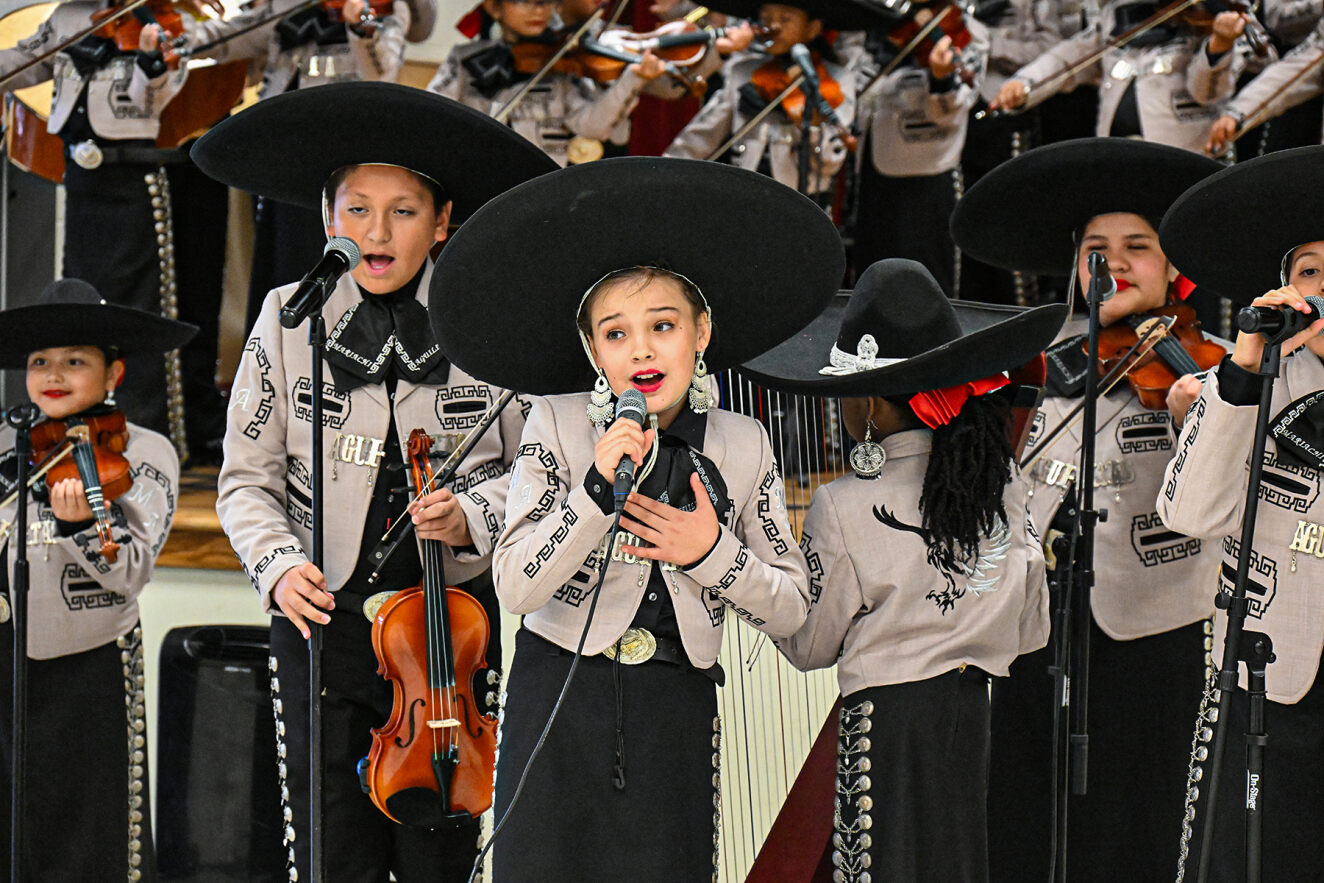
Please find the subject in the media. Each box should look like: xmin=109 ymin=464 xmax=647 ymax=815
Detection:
xmin=190 ymin=81 xmax=557 ymax=220
xmin=950 ymin=138 xmax=1223 ymax=276
xmin=740 ymin=259 xmax=1068 ymax=397
xmin=0 ymin=279 xmax=198 ymax=370
xmin=428 ymin=157 xmax=846 ymax=395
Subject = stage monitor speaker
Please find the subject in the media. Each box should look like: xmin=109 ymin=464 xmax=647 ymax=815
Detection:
xmin=156 ymin=625 xmax=284 ymax=882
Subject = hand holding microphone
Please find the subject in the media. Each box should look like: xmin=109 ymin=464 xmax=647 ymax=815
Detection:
xmin=1232 ymin=285 xmax=1324 ymax=370
xmin=592 ymin=388 xmax=655 ymax=515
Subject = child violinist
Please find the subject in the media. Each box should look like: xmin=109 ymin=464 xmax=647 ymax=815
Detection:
xmin=425 ymin=156 xmax=839 ymax=880
xmin=0 ymin=279 xmax=194 ymax=881
xmin=665 ymin=0 xmax=874 ymax=200
xmin=746 ymin=258 xmax=1065 ymax=881
xmin=196 ymin=82 xmax=555 ymax=882
xmin=845 ymin=0 xmax=989 ymax=293
xmin=427 ymin=0 xmax=668 ymax=166
xmin=989 ymin=0 xmax=1253 ymax=154
xmin=949 ymin=136 xmax=1225 ymax=882
xmin=1157 ymin=145 xmax=1324 ymax=881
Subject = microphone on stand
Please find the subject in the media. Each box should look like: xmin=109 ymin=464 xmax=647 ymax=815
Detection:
xmin=613 ymin=388 xmax=648 ymax=513
xmin=279 ymin=237 xmax=362 ymax=329
xmin=789 ymin=43 xmax=847 ymax=129
xmin=1086 ymin=252 xmax=1116 ymax=304
xmin=1236 ymin=296 xmax=1324 ymax=337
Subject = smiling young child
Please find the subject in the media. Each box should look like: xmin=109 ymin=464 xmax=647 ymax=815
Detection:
xmin=426 ymin=156 xmax=841 ymax=880
xmin=0 ymin=278 xmax=195 ymax=881
xmin=196 ymin=82 xmax=556 ymax=882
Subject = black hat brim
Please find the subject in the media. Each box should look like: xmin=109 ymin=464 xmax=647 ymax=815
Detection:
xmin=1160 ymin=145 xmax=1324 ymax=304
xmin=740 ymin=297 xmax=1068 ymax=397
xmin=190 ymin=82 xmax=558 ymax=220
xmin=429 ymin=157 xmax=846 ymax=395
xmin=706 ymin=0 xmax=890 ymax=30
xmin=0 ymin=303 xmax=198 ymax=370
xmin=951 ymin=138 xmax=1224 ymax=276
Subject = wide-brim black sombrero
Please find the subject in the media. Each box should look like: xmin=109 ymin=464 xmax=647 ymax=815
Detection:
xmin=0 ymin=279 xmax=198 ymax=370
xmin=429 ymin=157 xmax=846 ymax=395
xmin=707 ymin=0 xmax=893 ymax=31
xmin=741 ymin=259 xmax=1068 ymax=397
xmin=190 ymin=82 xmax=557 ymax=219
xmin=1160 ymin=145 xmax=1324 ymax=304
xmin=951 ymin=138 xmax=1224 ymax=276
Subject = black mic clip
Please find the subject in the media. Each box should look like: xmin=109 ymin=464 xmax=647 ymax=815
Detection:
xmin=1086 ymin=252 xmax=1116 ymax=305
xmin=4 ymin=403 xmax=42 ymax=430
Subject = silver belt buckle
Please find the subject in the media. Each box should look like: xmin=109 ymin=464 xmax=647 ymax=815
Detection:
xmin=362 ymin=590 xmax=400 ymax=622
xmin=603 ymin=627 xmax=657 ymax=664
xmin=70 ymin=140 xmax=103 ymax=170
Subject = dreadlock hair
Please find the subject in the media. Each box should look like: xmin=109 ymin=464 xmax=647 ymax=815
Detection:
xmin=886 ymin=391 xmax=1014 ymax=564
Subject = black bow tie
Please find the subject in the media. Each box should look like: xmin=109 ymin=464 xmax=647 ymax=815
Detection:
xmin=323 ymin=292 xmax=450 ymax=392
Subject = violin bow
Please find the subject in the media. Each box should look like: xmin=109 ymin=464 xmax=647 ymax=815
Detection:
xmin=857 ymin=4 xmax=955 ymax=104
xmin=493 ymin=9 xmax=603 ymax=124
xmin=580 ymin=35 xmax=702 ymax=92
xmin=1019 ymin=316 xmax=1174 ymax=470
xmin=1223 ymin=46 xmax=1324 ymax=150
xmin=0 ymin=0 xmax=152 ymax=89
xmin=0 ymin=442 xmax=77 ymax=537
xmin=366 ymin=390 xmax=517 ymax=585
xmin=704 ymin=71 xmax=804 ymax=160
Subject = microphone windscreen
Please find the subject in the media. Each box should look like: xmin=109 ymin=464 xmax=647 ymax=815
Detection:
xmin=325 ymin=236 xmax=362 ymax=269
xmin=616 ymin=388 xmax=647 ymax=426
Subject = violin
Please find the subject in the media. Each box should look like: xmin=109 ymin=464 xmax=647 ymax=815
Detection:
xmin=1178 ymin=0 xmax=1270 ymax=57
xmin=91 ymin=0 xmax=188 ymax=68
xmin=322 ymin=0 xmax=395 ymax=34
xmin=750 ymin=52 xmax=858 ymax=152
xmin=1092 ymin=302 xmax=1228 ymax=410
xmin=28 ymin=411 xmax=133 ymax=563
xmin=362 ymin=428 xmax=498 ymax=826
xmin=882 ymin=1 xmax=979 ymax=86
xmin=509 ymin=31 xmax=705 ymax=94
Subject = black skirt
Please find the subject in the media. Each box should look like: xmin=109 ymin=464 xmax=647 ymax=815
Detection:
xmin=833 ymin=668 xmax=992 ymax=883
xmin=492 ymin=628 xmax=720 ymax=882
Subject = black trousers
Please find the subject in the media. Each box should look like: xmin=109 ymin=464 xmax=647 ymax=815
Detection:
xmin=852 ymin=156 xmax=961 ymax=297
xmin=0 ymin=624 xmax=155 ymax=882
xmin=988 ymin=618 xmax=1206 ymax=883
xmin=835 ymin=669 xmax=992 ymax=882
xmin=1186 ymin=646 xmax=1324 ymax=882
xmin=268 ymin=582 xmax=495 ymax=883
xmin=63 ymin=159 xmax=171 ymax=438
xmin=492 ymin=628 xmax=719 ymax=882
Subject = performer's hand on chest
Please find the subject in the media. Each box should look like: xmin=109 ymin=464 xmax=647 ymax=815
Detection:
xmin=619 ymin=472 xmax=720 ymax=568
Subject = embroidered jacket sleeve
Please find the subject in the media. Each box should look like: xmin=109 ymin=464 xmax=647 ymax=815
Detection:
xmin=663 ymin=71 xmax=736 ymax=159
xmin=565 ymin=68 xmax=648 ymax=140
xmin=988 ymin=0 xmax=1064 ymax=73
xmin=492 ymin=397 xmax=616 ymax=614
xmin=1186 ymin=34 xmax=1246 ymax=104
xmin=0 ymin=10 xmax=63 ymax=90
xmin=450 ymin=393 xmax=534 ymax=562
xmin=1225 ymin=26 xmax=1324 ymax=122
xmin=1265 ymin=0 xmax=1324 ymax=44
xmin=1157 ymin=368 xmax=1257 ymax=540
xmin=54 ymin=430 xmax=180 ymax=598
xmin=346 ymin=0 xmax=409 ymax=81
xmin=217 ymin=293 xmax=309 ymax=610
xmin=681 ymin=423 xmax=811 ymax=638
xmin=184 ymin=0 xmax=311 ymax=63
xmin=777 ymin=485 xmax=862 ymax=671
xmin=426 ymin=48 xmax=464 ymax=98
xmin=1015 ymin=21 xmax=1105 ymax=107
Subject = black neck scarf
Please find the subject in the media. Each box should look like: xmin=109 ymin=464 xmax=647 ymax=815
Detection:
xmin=323 ymin=265 xmax=450 ymax=392
xmin=635 ymin=406 xmax=733 ymax=523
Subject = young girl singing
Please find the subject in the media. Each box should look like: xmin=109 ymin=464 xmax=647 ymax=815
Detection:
xmin=195 ymin=81 xmax=555 ymax=882
xmin=744 ymin=257 xmax=1066 ymax=881
xmin=950 ymin=136 xmax=1225 ymax=882
xmin=1158 ymin=144 xmax=1324 ymax=881
xmin=0 ymin=278 xmax=195 ymax=880
xmin=426 ymin=156 xmax=843 ymax=880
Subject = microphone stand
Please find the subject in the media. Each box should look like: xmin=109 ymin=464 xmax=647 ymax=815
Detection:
xmin=6 ymin=402 xmax=40 ymax=883
xmin=796 ymin=72 xmax=816 ymax=198
xmin=1048 ymin=253 xmax=1110 ymax=883
xmin=1192 ymin=328 xmax=1290 ymax=883
xmin=308 ymin=311 xmax=326 ymax=883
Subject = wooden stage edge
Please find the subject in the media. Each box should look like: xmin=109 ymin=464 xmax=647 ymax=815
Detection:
xmin=161 ymin=463 xmax=840 ymax=572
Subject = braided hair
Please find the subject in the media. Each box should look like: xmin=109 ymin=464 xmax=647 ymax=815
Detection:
xmin=886 ymin=392 xmax=1014 ymax=563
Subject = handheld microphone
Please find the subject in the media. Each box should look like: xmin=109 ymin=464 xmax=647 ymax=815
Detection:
xmin=613 ymin=388 xmax=648 ymax=513
xmin=279 ymin=237 xmax=362 ymax=329
xmin=1086 ymin=252 xmax=1116 ymax=304
xmin=1236 ymin=295 xmax=1324 ymax=338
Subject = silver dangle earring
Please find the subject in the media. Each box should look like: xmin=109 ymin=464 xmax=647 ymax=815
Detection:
xmin=105 ymin=387 xmax=117 ymax=408
xmin=850 ymin=423 xmax=885 ymax=479
xmin=587 ymin=372 xmax=613 ymax=428
xmin=688 ymin=351 xmax=713 ymax=414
